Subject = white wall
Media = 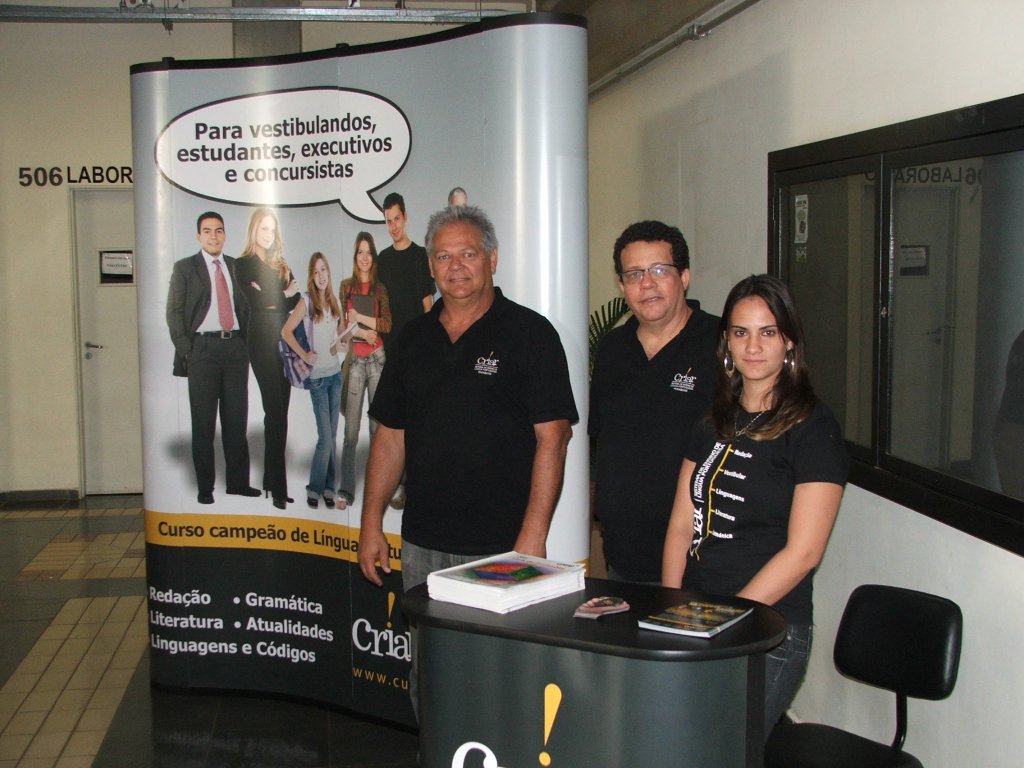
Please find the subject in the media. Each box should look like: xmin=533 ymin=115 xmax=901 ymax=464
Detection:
xmin=0 ymin=8 xmax=232 ymax=492
xmin=0 ymin=7 xmax=455 ymax=494
xmin=588 ymin=1 xmax=1024 ymax=765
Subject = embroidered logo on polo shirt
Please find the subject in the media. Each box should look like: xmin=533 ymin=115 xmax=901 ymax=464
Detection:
xmin=474 ymin=352 xmax=499 ymax=376
xmin=670 ymin=368 xmax=697 ymax=392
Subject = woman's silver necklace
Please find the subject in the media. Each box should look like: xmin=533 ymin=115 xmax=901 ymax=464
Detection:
xmin=734 ymin=409 xmax=766 ymax=438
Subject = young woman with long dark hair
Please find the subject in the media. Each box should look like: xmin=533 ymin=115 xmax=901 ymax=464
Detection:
xmin=337 ymin=232 xmax=391 ymax=509
xmin=662 ymin=274 xmax=848 ymax=735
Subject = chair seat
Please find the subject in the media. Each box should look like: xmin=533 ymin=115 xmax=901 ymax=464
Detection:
xmin=765 ymin=722 xmax=924 ymax=768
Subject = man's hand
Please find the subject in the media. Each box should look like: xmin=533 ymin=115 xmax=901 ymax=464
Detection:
xmin=513 ymin=530 xmax=547 ymax=559
xmin=358 ymin=526 xmax=392 ymax=587
xmin=513 ymin=419 xmax=572 ymax=560
xmin=357 ymin=424 xmax=406 ymax=586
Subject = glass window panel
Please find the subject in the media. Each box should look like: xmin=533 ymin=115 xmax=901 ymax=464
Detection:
xmin=769 ymin=95 xmax=1024 ymax=556
xmin=779 ymin=173 xmax=875 ymax=449
xmin=888 ymin=153 xmax=1024 ymax=502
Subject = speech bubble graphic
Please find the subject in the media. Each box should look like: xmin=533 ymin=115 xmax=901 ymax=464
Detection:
xmin=155 ymin=87 xmax=411 ymax=222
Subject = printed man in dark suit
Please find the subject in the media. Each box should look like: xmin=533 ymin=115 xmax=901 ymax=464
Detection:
xmin=166 ymin=212 xmax=260 ymax=505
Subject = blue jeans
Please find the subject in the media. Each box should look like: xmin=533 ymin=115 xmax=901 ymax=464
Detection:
xmin=764 ymin=622 xmax=812 ymax=735
xmin=306 ymin=372 xmax=342 ymax=497
xmin=402 ymin=540 xmax=498 ymax=722
xmin=339 ymin=347 xmax=385 ymax=503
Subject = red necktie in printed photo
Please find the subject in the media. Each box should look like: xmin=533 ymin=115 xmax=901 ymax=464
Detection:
xmin=213 ymin=259 xmax=233 ymax=331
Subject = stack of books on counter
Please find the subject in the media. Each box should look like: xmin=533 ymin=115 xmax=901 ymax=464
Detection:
xmin=427 ymin=552 xmax=585 ymax=613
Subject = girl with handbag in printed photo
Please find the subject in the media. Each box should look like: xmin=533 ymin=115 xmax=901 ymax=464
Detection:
xmin=281 ymin=252 xmax=347 ymax=510
xmin=338 ymin=232 xmax=392 ymax=510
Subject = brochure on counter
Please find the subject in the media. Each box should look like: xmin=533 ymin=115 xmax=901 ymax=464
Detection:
xmin=638 ymin=599 xmax=752 ymax=638
xmin=426 ymin=552 xmax=585 ymax=614
xmin=573 ymin=595 xmax=630 ymax=619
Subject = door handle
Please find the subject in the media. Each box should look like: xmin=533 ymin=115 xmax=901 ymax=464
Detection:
xmin=85 ymin=341 xmax=104 ymax=349
xmin=924 ymin=326 xmax=954 ymax=345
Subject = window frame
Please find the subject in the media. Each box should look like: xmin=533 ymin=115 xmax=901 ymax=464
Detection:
xmin=768 ymin=93 xmax=1024 ymax=557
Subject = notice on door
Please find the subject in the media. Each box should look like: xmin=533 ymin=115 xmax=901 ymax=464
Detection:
xmin=898 ymin=244 xmax=929 ymax=277
xmin=99 ymin=249 xmax=133 ymax=284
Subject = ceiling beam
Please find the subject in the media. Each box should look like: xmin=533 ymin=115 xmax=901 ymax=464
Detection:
xmin=538 ymin=0 xmax=759 ymax=91
xmin=0 ymin=4 xmax=513 ymax=23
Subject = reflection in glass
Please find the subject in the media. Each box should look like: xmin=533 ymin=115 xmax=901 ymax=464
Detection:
xmin=888 ymin=153 xmax=1024 ymax=501
xmin=978 ymin=152 xmax=1024 ymax=501
xmin=780 ymin=173 xmax=875 ymax=449
xmin=889 ymin=180 xmax=960 ymax=471
xmin=780 ymin=151 xmax=1024 ymax=504
xmin=994 ymin=331 xmax=1024 ymax=499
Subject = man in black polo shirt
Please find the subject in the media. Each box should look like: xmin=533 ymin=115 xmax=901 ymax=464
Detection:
xmin=357 ymin=205 xmax=577 ymax=716
xmin=358 ymin=205 xmax=577 ymax=586
xmin=589 ymin=220 xmax=719 ymax=583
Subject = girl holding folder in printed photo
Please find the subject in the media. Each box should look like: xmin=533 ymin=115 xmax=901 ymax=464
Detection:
xmin=338 ymin=232 xmax=391 ymax=510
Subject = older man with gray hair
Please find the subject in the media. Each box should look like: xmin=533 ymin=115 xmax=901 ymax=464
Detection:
xmin=358 ymin=205 xmax=578 ymax=591
xmin=358 ymin=205 xmax=578 ymax=718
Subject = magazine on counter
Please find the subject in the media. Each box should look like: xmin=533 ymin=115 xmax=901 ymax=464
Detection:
xmin=638 ymin=599 xmax=751 ymax=638
xmin=427 ymin=552 xmax=585 ymax=614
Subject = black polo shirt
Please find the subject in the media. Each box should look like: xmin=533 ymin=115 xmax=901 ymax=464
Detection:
xmin=370 ymin=288 xmax=579 ymax=553
xmin=589 ymin=307 xmax=720 ymax=581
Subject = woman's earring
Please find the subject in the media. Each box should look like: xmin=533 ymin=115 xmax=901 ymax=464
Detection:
xmin=723 ymin=350 xmax=735 ymax=376
xmin=784 ymin=347 xmax=795 ymax=371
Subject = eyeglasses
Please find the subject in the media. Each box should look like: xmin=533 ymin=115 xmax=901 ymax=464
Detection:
xmin=618 ymin=263 xmax=680 ymax=285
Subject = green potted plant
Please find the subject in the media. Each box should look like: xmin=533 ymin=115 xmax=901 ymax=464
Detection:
xmin=588 ymin=296 xmax=630 ymax=464
xmin=588 ymin=296 xmax=630 ymax=380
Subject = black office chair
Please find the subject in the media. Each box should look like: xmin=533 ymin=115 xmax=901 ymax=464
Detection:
xmin=764 ymin=584 xmax=962 ymax=768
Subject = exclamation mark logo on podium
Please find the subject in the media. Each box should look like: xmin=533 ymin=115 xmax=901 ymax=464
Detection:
xmin=539 ymin=683 xmax=562 ymax=766
xmin=386 ymin=591 xmax=395 ymax=628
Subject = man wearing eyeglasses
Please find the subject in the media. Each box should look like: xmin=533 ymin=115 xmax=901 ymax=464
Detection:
xmin=589 ymin=220 xmax=719 ymax=583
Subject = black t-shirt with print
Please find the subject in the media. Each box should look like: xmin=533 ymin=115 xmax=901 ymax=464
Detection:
xmin=683 ymin=401 xmax=848 ymax=623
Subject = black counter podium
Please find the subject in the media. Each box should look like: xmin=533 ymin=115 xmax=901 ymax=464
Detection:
xmin=404 ymin=578 xmax=786 ymax=768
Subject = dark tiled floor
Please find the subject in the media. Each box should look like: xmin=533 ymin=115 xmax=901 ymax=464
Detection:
xmin=97 ymin=664 xmax=418 ymax=768
xmin=0 ymin=496 xmax=419 ymax=768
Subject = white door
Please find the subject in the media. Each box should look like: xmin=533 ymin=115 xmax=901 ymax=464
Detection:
xmin=889 ymin=186 xmax=958 ymax=469
xmin=73 ymin=188 xmax=143 ymax=493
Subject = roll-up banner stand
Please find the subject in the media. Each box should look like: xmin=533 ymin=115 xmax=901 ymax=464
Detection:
xmin=131 ymin=13 xmax=589 ymax=725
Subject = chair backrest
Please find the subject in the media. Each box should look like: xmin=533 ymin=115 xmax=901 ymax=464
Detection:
xmin=834 ymin=584 xmax=963 ymax=700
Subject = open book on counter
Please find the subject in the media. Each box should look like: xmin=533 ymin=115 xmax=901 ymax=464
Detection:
xmin=426 ymin=552 xmax=585 ymax=614
xmin=638 ymin=599 xmax=752 ymax=638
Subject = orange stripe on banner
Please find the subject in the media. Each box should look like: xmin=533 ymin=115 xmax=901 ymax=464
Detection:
xmin=144 ymin=510 xmax=403 ymax=566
